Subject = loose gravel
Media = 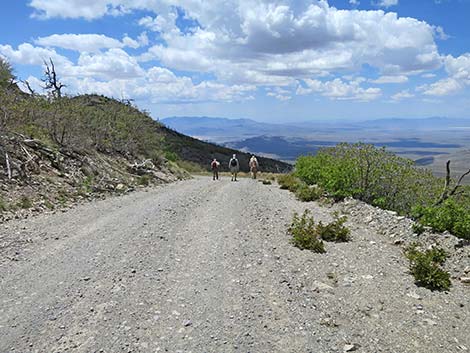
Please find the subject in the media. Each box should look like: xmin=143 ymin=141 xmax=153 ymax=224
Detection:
xmin=0 ymin=176 xmax=468 ymax=352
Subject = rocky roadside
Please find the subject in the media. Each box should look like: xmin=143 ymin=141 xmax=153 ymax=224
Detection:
xmin=333 ymin=197 xmax=470 ymax=286
xmin=0 ymin=133 xmax=188 ymax=224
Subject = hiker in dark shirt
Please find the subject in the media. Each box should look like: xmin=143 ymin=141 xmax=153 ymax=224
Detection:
xmin=228 ymin=154 xmax=239 ymax=181
xmin=211 ymin=158 xmax=220 ymax=180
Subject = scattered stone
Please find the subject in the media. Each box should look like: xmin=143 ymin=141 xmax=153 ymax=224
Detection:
xmin=460 ymin=277 xmax=470 ymax=284
xmin=183 ymin=320 xmax=192 ymax=327
xmin=312 ymin=281 xmax=334 ymax=293
xmin=423 ymin=318 xmax=437 ymax=326
xmin=115 ymin=184 xmax=126 ymax=191
xmin=343 ymin=343 xmax=359 ymax=352
xmin=407 ymin=292 xmax=422 ymax=300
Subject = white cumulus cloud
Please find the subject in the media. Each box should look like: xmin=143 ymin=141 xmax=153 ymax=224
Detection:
xmin=297 ymin=78 xmax=382 ymax=101
xmin=391 ymin=89 xmax=414 ymax=100
xmin=372 ymin=75 xmax=408 ymax=84
xmin=35 ymin=34 xmax=124 ymax=52
xmin=373 ymin=0 xmax=398 ymax=8
xmin=18 ymin=0 xmax=452 ymax=103
xmin=419 ymin=53 xmax=470 ymax=96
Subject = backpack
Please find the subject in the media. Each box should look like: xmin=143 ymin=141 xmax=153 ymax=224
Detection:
xmin=230 ymin=158 xmax=238 ymax=167
xmin=211 ymin=161 xmax=218 ymax=169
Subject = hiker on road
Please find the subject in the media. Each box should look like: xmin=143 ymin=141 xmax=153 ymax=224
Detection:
xmin=211 ymin=158 xmax=220 ymax=180
xmin=249 ymin=155 xmax=259 ymax=179
xmin=229 ymin=154 xmax=239 ymax=181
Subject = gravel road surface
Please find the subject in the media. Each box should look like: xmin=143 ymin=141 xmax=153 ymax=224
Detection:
xmin=0 ymin=176 xmax=468 ymax=353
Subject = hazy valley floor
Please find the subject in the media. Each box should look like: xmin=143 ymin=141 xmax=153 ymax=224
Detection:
xmin=0 ymin=176 xmax=468 ymax=353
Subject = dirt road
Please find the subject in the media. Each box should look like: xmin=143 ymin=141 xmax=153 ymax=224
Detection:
xmin=0 ymin=177 xmax=468 ymax=352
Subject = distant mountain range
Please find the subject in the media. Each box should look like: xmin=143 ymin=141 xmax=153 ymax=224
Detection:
xmin=161 ymin=116 xmax=305 ymax=142
xmin=162 ymin=116 xmax=470 ymax=144
xmin=161 ymin=116 xmax=470 ymax=176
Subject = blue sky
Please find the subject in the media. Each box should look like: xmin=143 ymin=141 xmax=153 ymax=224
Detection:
xmin=1 ymin=0 xmax=470 ymax=122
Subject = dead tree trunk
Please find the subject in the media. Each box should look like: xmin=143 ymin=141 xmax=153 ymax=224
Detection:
xmin=433 ymin=160 xmax=470 ymax=206
xmin=5 ymin=152 xmax=11 ymax=180
xmin=42 ymin=58 xmax=65 ymax=99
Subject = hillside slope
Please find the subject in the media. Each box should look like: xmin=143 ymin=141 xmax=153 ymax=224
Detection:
xmin=161 ymin=125 xmax=292 ymax=173
xmin=0 ymin=86 xmax=290 ymax=221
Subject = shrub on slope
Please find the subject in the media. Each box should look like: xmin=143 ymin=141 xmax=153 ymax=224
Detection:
xmin=294 ymin=143 xmax=470 ymax=239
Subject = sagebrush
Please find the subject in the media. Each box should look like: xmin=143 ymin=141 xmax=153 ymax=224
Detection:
xmin=289 ymin=210 xmax=352 ymax=252
xmin=289 ymin=210 xmax=325 ymax=253
xmin=405 ymin=244 xmax=451 ymax=291
xmin=316 ymin=213 xmax=351 ymax=242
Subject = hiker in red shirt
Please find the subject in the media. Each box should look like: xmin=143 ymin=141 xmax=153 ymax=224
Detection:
xmin=211 ymin=158 xmax=220 ymax=180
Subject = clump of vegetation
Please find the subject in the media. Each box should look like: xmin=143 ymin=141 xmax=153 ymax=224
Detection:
xmin=137 ymin=174 xmax=151 ymax=186
xmin=289 ymin=210 xmax=326 ymax=253
xmin=175 ymin=160 xmax=205 ymax=174
xmin=164 ymin=151 xmax=178 ymax=162
xmin=277 ymin=174 xmax=302 ymax=192
xmin=412 ymin=222 xmax=425 ymax=236
xmin=81 ymin=175 xmax=94 ymax=193
xmin=262 ymin=179 xmax=272 ymax=185
xmin=264 ymin=174 xmax=276 ymax=181
xmin=289 ymin=210 xmax=352 ymax=252
xmin=293 ymin=143 xmax=470 ymax=239
xmin=43 ymin=199 xmax=55 ymax=210
xmin=0 ymin=195 xmax=8 ymax=212
xmin=295 ymin=143 xmax=441 ymax=209
xmin=17 ymin=196 xmax=33 ymax=209
xmin=295 ymin=184 xmax=323 ymax=202
xmin=57 ymin=189 xmax=71 ymax=206
xmin=405 ymin=244 xmax=451 ymax=291
xmin=413 ymin=199 xmax=470 ymax=240
xmin=316 ymin=213 xmax=351 ymax=242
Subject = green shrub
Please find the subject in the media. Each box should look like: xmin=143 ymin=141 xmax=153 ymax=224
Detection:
xmin=137 ymin=174 xmax=151 ymax=186
xmin=316 ymin=213 xmax=351 ymax=242
xmin=57 ymin=189 xmax=71 ymax=205
xmin=0 ymin=57 xmax=14 ymax=88
xmin=295 ymin=143 xmax=442 ymax=211
xmin=412 ymin=222 xmax=425 ymax=235
xmin=81 ymin=175 xmax=94 ymax=193
xmin=165 ymin=151 xmax=178 ymax=162
xmin=295 ymin=184 xmax=323 ymax=202
xmin=277 ymin=174 xmax=302 ymax=192
xmin=17 ymin=196 xmax=33 ymax=209
xmin=43 ymin=199 xmax=55 ymax=210
xmin=262 ymin=180 xmax=272 ymax=185
xmin=289 ymin=210 xmax=326 ymax=253
xmin=413 ymin=199 xmax=470 ymax=240
xmin=0 ymin=195 xmax=8 ymax=212
xmin=175 ymin=159 xmax=205 ymax=173
xmin=405 ymin=244 xmax=451 ymax=291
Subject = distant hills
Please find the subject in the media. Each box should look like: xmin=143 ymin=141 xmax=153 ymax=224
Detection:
xmin=161 ymin=116 xmax=305 ymax=142
xmin=162 ymin=116 xmax=470 ymax=176
xmin=162 ymin=116 xmax=470 ymax=144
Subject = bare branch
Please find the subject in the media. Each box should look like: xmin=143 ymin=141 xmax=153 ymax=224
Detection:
xmin=433 ymin=160 xmax=470 ymax=206
xmin=5 ymin=152 xmax=12 ymax=180
xmin=22 ymin=80 xmax=36 ymax=96
xmin=42 ymin=58 xmax=65 ymax=98
xmin=455 ymin=168 xmax=470 ymax=188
